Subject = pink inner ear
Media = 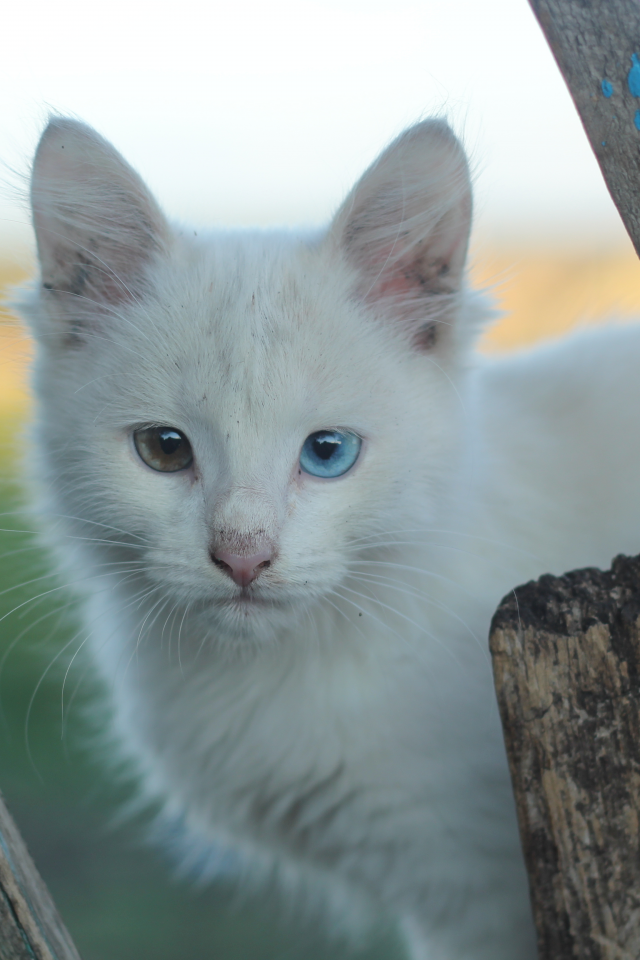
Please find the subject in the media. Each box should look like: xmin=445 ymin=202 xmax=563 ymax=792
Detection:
xmin=360 ymin=230 xmax=465 ymax=308
xmin=360 ymin=244 xmax=419 ymax=303
xmin=371 ymin=269 xmax=420 ymax=301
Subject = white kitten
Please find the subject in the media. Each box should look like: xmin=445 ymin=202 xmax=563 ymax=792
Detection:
xmin=19 ymin=116 xmax=640 ymax=960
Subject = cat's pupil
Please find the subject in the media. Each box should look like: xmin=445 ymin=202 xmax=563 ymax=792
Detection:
xmin=313 ymin=435 xmax=340 ymax=460
xmin=159 ymin=429 xmax=182 ymax=455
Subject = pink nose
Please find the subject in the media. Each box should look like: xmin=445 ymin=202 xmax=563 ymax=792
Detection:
xmin=212 ymin=549 xmax=273 ymax=588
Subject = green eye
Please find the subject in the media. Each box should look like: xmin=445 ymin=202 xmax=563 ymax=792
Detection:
xmin=133 ymin=427 xmax=193 ymax=472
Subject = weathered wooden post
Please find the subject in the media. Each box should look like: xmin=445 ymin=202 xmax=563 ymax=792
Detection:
xmin=527 ymin=0 xmax=640 ymax=254
xmin=491 ymin=557 xmax=640 ymax=959
xmin=0 ymin=792 xmax=81 ymax=959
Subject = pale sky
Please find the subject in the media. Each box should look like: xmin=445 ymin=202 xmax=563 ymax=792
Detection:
xmin=0 ymin=0 xmax=632 ymax=252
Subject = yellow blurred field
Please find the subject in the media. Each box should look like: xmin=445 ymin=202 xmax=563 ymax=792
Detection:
xmin=3 ymin=245 xmax=640 ymax=414
xmin=0 ymin=259 xmax=33 ymax=416
xmin=473 ymin=243 xmax=640 ymax=352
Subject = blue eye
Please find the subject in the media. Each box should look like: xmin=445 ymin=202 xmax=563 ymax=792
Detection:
xmin=299 ymin=430 xmax=362 ymax=478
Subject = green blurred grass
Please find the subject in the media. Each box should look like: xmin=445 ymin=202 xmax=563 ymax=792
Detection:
xmin=0 ymin=429 xmax=403 ymax=960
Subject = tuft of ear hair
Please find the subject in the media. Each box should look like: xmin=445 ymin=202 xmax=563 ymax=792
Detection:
xmin=31 ymin=117 xmax=169 ymax=324
xmin=331 ymin=119 xmax=472 ymax=349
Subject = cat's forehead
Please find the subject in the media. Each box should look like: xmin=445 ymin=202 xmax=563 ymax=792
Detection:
xmin=186 ymin=234 xmax=341 ymax=347
xmin=158 ymin=238 xmax=383 ymax=382
xmin=109 ymin=233 xmax=399 ymax=428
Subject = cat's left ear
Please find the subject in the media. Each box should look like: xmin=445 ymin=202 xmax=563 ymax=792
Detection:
xmin=330 ymin=120 xmax=472 ymax=349
xmin=30 ymin=117 xmax=170 ymax=337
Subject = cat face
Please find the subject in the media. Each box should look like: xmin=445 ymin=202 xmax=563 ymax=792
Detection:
xmin=24 ymin=118 xmax=480 ymax=644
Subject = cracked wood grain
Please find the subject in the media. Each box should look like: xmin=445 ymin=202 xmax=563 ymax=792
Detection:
xmin=490 ymin=554 xmax=640 ymax=960
xmin=528 ymin=0 xmax=640 ymax=257
xmin=0 ymin=792 xmax=81 ymax=959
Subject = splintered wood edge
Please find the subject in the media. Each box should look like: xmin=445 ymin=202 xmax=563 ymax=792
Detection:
xmin=0 ymin=791 xmax=81 ymax=960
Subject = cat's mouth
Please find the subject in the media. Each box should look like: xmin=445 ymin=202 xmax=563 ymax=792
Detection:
xmin=221 ymin=590 xmax=279 ymax=609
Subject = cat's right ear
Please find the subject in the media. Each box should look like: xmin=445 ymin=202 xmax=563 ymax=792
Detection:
xmin=30 ymin=117 xmax=170 ymax=340
xmin=329 ymin=120 xmax=472 ymax=351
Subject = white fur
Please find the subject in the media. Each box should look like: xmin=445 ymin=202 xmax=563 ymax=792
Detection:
xmin=19 ymin=116 xmax=640 ymax=959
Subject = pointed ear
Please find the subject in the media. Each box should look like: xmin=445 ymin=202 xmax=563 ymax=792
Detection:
xmin=31 ymin=118 xmax=170 ymax=334
xmin=330 ymin=120 xmax=472 ymax=350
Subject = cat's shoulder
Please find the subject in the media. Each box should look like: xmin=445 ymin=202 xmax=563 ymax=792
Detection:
xmin=475 ymin=319 xmax=640 ymax=421
xmin=473 ymin=321 xmax=640 ymax=547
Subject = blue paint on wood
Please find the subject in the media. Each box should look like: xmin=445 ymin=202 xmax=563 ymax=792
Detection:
xmin=602 ymin=79 xmax=613 ymax=98
xmin=635 ymin=110 xmax=640 ymax=130
xmin=629 ymin=54 xmax=640 ymax=96
xmin=602 ymin=140 xmax=607 ymax=146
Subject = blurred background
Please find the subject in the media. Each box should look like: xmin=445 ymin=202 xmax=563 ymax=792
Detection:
xmin=2 ymin=0 xmax=640 ymax=957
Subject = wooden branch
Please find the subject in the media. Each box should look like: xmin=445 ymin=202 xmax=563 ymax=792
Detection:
xmin=490 ymin=554 xmax=640 ymax=960
xmin=0 ymin=791 xmax=81 ymax=959
xmin=528 ymin=0 xmax=640 ymax=256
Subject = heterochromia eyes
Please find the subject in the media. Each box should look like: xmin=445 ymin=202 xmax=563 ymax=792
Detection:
xmin=133 ymin=426 xmax=361 ymax=478
xmin=299 ymin=430 xmax=362 ymax=478
xmin=133 ymin=427 xmax=193 ymax=472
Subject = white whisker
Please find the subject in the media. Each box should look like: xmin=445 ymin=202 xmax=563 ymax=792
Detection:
xmin=337 ymin=582 xmax=456 ymax=659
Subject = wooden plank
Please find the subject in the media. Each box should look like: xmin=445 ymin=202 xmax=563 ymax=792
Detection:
xmin=0 ymin=792 xmax=81 ymax=959
xmin=528 ymin=0 xmax=640 ymax=257
xmin=490 ymin=554 xmax=640 ymax=960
